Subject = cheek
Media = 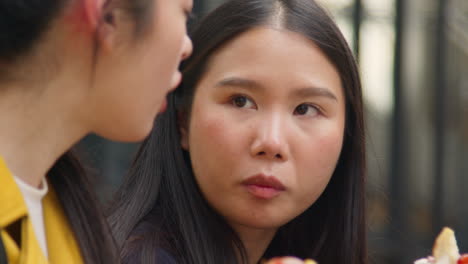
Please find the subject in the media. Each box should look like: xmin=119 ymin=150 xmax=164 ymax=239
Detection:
xmin=295 ymin=128 xmax=344 ymax=199
xmin=187 ymin=108 xmax=251 ymax=213
xmin=306 ymin=121 xmax=344 ymax=167
xmin=189 ymin=103 xmax=245 ymax=157
xmin=158 ymin=18 xmax=186 ymax=62
xmin=189 ymin=111 xmax=224 ymax=149
xmin=314 ymin=135 xmax=343 ymax=169
xmin=188 ymin=108 xmax=242 ymax=181
xmin=147 ymin=16 xmax=186 ymax=79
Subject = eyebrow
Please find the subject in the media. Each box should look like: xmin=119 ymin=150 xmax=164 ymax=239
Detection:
xmin=215 ymin=77 xmax=338 ymax=101
xmin=292 ymin=86 xmax=338 ymax=101
xmin=216 ymin=77 xmax=264 ymax=91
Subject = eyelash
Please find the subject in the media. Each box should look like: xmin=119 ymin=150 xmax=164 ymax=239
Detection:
xmin=228 ymin=94 xmax=323 ymax=116
xmin=293 ymin=103 xmax=322 ymax=116
xmin=229 ymin=94 xmax=256 ymax=109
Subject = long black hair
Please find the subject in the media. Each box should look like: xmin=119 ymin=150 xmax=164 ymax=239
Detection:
xmin=0 ymin=0 xmax=154 ymax=263
xmin=109 ymin=0 xmax=367 ymax=263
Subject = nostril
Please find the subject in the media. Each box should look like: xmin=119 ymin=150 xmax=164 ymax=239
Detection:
xmin=275 ymin=154 xmax=282 ymax=159
xmin=258 ymin=151 xmax=266 ymax=156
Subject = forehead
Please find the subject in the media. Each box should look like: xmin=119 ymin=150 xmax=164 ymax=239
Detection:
xmin=200 ymin=27 xmax=343 ymax=100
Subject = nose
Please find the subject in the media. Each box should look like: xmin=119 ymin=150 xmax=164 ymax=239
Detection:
xmin=180 ymin=35 xmax=193 ymax=61
xmin=250 ymin=113 xmax=289 ymax=161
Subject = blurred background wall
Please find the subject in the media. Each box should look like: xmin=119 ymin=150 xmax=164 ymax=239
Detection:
xmin=78 ymin=0 xmax=468 ymax=263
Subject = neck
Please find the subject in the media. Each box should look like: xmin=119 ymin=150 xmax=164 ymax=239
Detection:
xmin=233 ymin=224 xmax=278 ymax=264
xmin=0 ymin=77 xmax=89 ymax=188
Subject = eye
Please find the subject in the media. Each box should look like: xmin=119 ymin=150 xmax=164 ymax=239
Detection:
xmin=294 ymin=103 xmax=319 ymax=116
xmin=230 ymin=95 xmax=256 ymax=109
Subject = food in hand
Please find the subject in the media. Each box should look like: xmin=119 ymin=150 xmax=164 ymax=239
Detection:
xmin=414 ymin=227 xmax=468 ymax=264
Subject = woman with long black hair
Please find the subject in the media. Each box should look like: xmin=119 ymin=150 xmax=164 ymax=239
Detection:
xmin=110 ymin=0 xmax=367 ymax=263
xmin=0 ymin=0 xmax=192 ymax=263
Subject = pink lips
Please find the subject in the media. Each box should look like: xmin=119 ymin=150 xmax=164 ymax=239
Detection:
xmin=170 ymin=72 xmax=182 ymax=91
xmin=158 ymin=98 xmax=168 ymax=113
xmin=159 ymin=72 xmax=182 ymax=113
xmin=242 ymin=174 xmax=286 ymax=199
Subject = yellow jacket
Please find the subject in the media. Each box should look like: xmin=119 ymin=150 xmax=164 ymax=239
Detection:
xmin=0 ymin=157 xmax=84 ymax=263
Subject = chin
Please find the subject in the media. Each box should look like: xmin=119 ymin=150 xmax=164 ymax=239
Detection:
xmin=235 ymin=215 xmax=291 ymax=230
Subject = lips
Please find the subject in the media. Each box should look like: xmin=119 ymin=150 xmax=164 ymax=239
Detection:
xmin=170 ymin=71 xmax=182 ymax=91
xmin=159 ymin=72 xmax=181 ymax=113
xmin=158 ymin=98 xmax=168 ymax=113
xmin=242 ymin=174 xmax=286 ymax=199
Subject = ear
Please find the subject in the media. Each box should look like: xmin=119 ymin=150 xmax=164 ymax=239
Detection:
xmin=178 ymin=111 xmax=190 ymax=151
xmin=82 ymin=0 xmax=118 ymax=52
xmin=82 ymin=0 xmax=104 ymax=30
